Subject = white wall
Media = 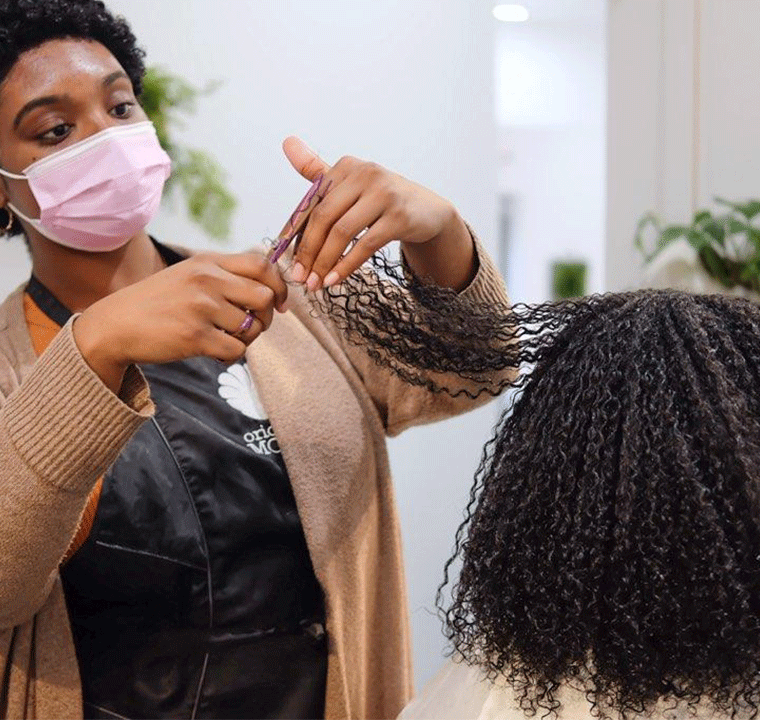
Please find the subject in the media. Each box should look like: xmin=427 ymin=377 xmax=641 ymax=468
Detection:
xmin=496 ymin=13 xmax=607 ymax=303
xmin=0 ymin=0 xmax=501 ymax=690
xmin=606 ymin=0 xmax=760 ymax=292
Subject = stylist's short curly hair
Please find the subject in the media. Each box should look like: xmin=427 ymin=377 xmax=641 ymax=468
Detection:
xmin=0 ymin=0 xmax=145 ymax=236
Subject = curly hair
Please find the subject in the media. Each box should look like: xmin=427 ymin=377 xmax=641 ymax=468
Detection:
xmin=0 ymin=0 xmax=146 ymax=236
xmin=317 ymin=253 xmax=760 ymax=715
xmin=392 ymin=288 xmax=760 ymax=719
xmin=309 ymin=250 xmax=523 ymax=398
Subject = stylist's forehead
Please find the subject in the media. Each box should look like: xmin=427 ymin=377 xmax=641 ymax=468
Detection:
xmin=0 ymin=38 xmax=131 ymax=134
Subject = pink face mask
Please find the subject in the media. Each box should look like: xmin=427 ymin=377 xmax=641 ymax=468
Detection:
xmin=0 ymin=121 xmax=171 ymax=252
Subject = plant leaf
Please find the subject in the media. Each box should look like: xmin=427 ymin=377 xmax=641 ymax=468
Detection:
xmin=725 ymin=217 xmax=746 ymax=235
xmin=718 ymin=219 xmax=760 ymax=253
xmin=634 ymin=213 xmax=660 ymax=259
xmin=700 ymin=218 xmax=726 ymax=245
xmin=635 ymin=215 xmax=692 ymax=263
xmin=141 ymin=65 xmax=237 ymax=241
xmin=698 ymin=245 xmax=731 ymax=286
xmin=660 ymin=225 xmax=690 ymax=245
xmin=739 ymin=262 xmax=760 ymax=283
xmin=715 ymin=196 xmax=760 ymax=220
xmin=685 ymin=228 xmax=712 ymax=252
xmin=746 ymin=225 xmax=760 ymax=252
xmin=743 ymin=201 xmax=760 ymax=220
xmin=172 ymin=149 xmax=237 ymax=240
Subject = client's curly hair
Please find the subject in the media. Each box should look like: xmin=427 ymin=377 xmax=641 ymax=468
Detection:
xmin=311 ymin=251 xmax=522 ymax=398
xmin=434 ymin=289 xmax=760 ymax=718
xmin=318 ymin=264 xmax=760 ymax=717
xmin=0 ymin=0 xmax=145 ymax=236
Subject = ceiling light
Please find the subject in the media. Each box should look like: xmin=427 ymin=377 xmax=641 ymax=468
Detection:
xmin=493 ymin=4 xmax=530 ymax=22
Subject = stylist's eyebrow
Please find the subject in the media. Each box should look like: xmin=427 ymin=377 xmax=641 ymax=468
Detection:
xmin=13 ymin=96 xmax=65 ymax=130
xmin=13 ymin=72 xmax=130 ymax=130
xmin=103 ymin=71 xmax=128 ymax=87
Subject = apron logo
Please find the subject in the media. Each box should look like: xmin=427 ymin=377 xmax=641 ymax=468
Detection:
xmin=217 ymin=364 xmax=267 ymax=420
xmin=217 ymin=364 xmax=282 ymax=456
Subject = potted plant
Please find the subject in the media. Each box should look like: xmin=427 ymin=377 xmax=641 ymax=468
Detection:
xmin=551 ymin=260 xmax=587 ymax=299
xmin=635 ymin=198 xmax=760 ymax=296
xmin=140 ymin=66 xmax=237 ymax=240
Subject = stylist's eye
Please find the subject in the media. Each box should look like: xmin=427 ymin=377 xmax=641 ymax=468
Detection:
xmin=38 ymin=123 xmax=73 ymax=144
xmin=111 ymin=102 xmax=135 ymax=119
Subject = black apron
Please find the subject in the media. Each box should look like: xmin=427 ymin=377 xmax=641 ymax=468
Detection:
xmin=45 ymin=242 xmax=328 ymax=720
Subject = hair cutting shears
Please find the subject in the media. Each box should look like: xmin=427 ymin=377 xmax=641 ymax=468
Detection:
xmin=267 ymin=174 xmax=331 ymax=264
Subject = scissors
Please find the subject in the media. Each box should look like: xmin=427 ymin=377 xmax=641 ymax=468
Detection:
xmin=267 ymin=174 xmax=332 ymax=264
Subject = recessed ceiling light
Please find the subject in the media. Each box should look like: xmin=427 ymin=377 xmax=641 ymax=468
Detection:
xmin=493 ymin=4 xmax=530 ymax=22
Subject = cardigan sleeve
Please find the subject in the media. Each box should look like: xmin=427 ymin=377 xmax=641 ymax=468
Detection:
xmin=322 ymin=232 xmax=516 ymax=437
xmin=0 ymin=317 xmax=154 ymax=629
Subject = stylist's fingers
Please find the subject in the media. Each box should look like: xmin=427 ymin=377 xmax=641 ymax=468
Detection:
xmin=206 ymin=328 xmax=248 ymax=364
xmin=292 ymin=156 xmax=380 ymax=282
xmin=322 ymin=217 xmax=396 ymax=287
xmin=294 ymin=180 xmax=362 ymax=287
xmin=282 ymin=136 xmax=332 ymax=182
xmin=216 ymin=251 xmax=288 ymax=312
xmin=216 ymin=279 xmax=276 ymax=332
xmin=307 ymin=197 xmax=384 ymax=290
xmin=224 ymin=306 xmax=265 ymax=344
xmin=204 ymin=292 xmax=266 ymax=341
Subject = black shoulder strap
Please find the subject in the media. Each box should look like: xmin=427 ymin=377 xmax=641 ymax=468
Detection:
xmin=26 ymin=237 xmax=187 ymax=326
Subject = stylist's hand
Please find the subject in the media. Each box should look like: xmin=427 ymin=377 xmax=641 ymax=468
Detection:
xmin=73 ymin=252 xmax=287 ymax=393
xmin=282 ymin=137 xmax=477 ymax=292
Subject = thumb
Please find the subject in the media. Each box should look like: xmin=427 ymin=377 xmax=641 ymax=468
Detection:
xmin=282 ymin=136 xmax=331 ymax=181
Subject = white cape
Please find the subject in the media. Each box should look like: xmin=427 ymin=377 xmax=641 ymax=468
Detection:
xmin=399 ymin=659 xmax=728 ymax=720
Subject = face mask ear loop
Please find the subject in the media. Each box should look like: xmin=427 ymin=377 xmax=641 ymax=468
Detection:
xmin=4 ymin=199 xmax=68 ymax=246
xmin=0 ymin=168 xmax=32 ymax=229
xmin=5 ymin=201 xmax=35 ymax=224
xmin=0 ymin=167 xmax=27 ymax=181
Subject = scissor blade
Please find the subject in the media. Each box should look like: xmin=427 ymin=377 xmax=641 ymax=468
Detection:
xmin=269 ymin=174 xmax=332 ymax=264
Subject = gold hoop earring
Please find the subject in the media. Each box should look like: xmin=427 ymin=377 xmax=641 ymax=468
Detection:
xmin=1 ymin=206 xmax=13 ymax=236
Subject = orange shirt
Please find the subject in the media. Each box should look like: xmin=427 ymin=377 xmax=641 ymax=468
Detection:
xmin=24 ymin=292 xmax=103 ymax=562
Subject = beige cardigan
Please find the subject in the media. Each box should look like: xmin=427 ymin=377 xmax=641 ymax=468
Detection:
xmin=0 ymin=241 xmax=510 ymax=720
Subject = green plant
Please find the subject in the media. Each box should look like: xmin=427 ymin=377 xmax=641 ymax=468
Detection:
xmin=552 ymin=261 xmax=587 ymax=299
xmin=140 ymin=66 xmax=236 ymax=240
xmin=635 ymin=198 xmax=760 ymax=294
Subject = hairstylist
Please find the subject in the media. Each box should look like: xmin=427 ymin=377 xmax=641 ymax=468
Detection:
xmin=0 ymin=1 xmax=510 ymax=719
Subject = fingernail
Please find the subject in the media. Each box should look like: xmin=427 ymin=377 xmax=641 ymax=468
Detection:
xmin=324 ymin=271 xmax=340 ymax=287
xmin=291 ymin=262 xmax=307 ymax=283
xmin=277 ymin=298 xmax=290 ymax=313
xmin=306 ymin=272 xmax=322 ymax=292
